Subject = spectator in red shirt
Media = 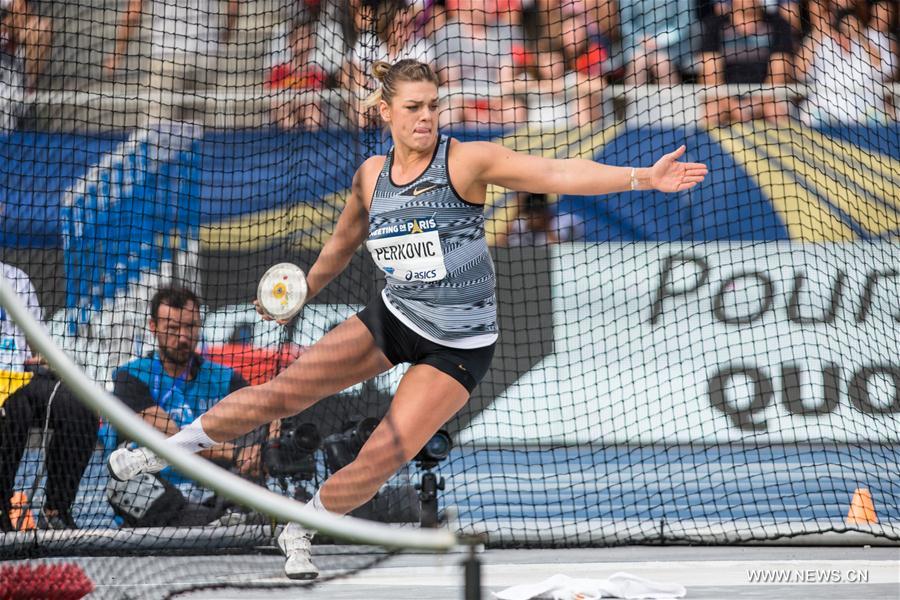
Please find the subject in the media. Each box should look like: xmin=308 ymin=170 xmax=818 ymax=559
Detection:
xmin=503 ymin=6 xmax=609 ymax=126
xmin=431 ymin=0 xmax=528 ymax=127
xmin=268 ymin=18 xmax=330 ymax=130
xmin=0 ymin=0 xmax=49 ymax=92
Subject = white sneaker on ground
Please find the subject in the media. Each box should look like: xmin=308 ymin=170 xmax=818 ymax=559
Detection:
xmin=108 ymin=446 xmax=168 ymax=482
xmin=278 ymin=522 xmax=319 ymax=580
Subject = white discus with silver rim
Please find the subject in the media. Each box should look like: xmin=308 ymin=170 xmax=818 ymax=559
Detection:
xmin=257 ymin=262 xmax=308 ymax=320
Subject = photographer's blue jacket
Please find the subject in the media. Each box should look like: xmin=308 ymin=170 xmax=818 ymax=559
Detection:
xmin=112 ymin=352 xmax=248 ymax=485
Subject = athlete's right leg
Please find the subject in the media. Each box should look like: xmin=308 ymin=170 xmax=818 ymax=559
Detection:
xmin=109 ymin=316 xmax=392 ymax=480
xmin=108 ymin=315 xmax=393 ymax=580
xmin=202 ymin=315 xmax=393 ymax=441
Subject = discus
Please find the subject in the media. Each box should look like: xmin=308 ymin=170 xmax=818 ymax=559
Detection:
xmin=257 ymin=262 xmax=308 ymax=321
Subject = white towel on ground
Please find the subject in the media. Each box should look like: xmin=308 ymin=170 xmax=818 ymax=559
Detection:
xmin=493 ymin=572 xmax=687 ymax=600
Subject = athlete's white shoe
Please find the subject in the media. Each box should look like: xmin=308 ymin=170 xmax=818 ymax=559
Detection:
xmin=108 ymin=446 xmax=168 ymax=482
xmin=278 ymin=522 xmax=319 ymax=580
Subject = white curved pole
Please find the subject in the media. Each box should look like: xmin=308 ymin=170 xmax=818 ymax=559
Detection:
xmin=0 ymin=275 xmax=457 ymax=551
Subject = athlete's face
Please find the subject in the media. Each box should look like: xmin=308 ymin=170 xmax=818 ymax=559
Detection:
xmin=382 ymin=80 xmax=440 ymax=153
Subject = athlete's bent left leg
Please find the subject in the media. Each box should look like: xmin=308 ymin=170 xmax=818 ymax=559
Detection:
xmin=319 ymin=363 xmax=470 ymax=515
xmin=279 ymin=364 xmax=470 ymax=578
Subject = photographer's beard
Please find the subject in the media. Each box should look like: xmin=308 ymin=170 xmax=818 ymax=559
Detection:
xmin=158 ymin=343 xmax=194 ymax=374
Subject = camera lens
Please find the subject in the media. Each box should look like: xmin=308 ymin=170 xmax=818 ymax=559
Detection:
xmin=265 ymin=421 xmax=320 ymax=479
xmin=290 ymin=422 xmax=321 ymax=453
xmin=349 ymin=417 xmax=380 ymax=451
xmin=424 ymin=431 xmax=451 ymax=461
xmin=415 ymin=429 xmax=452 ymax=465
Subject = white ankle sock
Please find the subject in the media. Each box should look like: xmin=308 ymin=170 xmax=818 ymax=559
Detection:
xmin=167 ymin=417 xmax=218 ymax=454
xmin=295 ymin=491 xmax=330 ymax=536
xmin=309 ymin=491 xmax=327 ymax=513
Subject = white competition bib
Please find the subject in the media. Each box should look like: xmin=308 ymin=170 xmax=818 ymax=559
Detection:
xmin=366 ymin=217 xmax=447 ymax=283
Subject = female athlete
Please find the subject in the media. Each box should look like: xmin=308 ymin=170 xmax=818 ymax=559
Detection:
xmin=110 ymin=59 xmax=708 ymax=579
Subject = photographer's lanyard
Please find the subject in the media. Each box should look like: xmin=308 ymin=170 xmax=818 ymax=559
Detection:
xmin=150 ymin=353 xmax=193 ymax=411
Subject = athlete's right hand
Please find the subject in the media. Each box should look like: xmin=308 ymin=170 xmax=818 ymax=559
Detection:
xmin=253 ymin=299 xmax=291 ymax=326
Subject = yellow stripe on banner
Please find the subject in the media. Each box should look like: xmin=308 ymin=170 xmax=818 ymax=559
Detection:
xmin=769 ymin=126 xmax=900 ymax=210
xmin=742 ymin=123 xmax=900 ymax=236
xmin=201 ymin=191 xmax=346 ymax=252
xmin=570 ymin=121 xmax=623 ymax=160
xmin=785 ymin=121 xmax=900 ymax=202
xmin=483 ymin=122 xmax=545 ymax=214
xmin=709 ymin=125 xmax=853 ymax=241
xmin=485 ymin=123 xmax=591 ymax=242
xmin=485 ymin=121 xmax=622 ymax=246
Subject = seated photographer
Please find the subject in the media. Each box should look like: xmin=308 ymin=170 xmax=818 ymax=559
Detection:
xmin=1 ymin=261 xmax=97 ymax=531
xmin=108 ymin=286 xmax=264 ymax=527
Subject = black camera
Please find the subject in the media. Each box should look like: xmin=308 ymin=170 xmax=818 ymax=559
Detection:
xmin=414 ymin=429 xmax=452 ymax=469
xmin=264 ymin=421 xmax=321 ymax=479
xmin=322 ymin=417 xmax=379 ymax=474
xmin=413 ymin=430 xmax=453 ymax=528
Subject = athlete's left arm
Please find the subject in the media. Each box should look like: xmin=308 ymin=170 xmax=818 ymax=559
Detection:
xmin=304 ymin=159 xmax=375 ymax=301
xmin=464 ymin=141 xmax=708 ymax=195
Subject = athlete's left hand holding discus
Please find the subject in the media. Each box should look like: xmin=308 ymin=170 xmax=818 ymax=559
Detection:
xmin=254 ymin=263 xmax=308 ymax=325
xmin=253 ymin=301 xmax=295 ymax=326
xmin=107 ymin=59 xmax=708 ymax=581
xmin=253 ymin=300 xmax=289 ymax=325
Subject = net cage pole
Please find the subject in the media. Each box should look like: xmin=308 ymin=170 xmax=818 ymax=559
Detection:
xmin=0 ymin=273 xmax=458 ymax=552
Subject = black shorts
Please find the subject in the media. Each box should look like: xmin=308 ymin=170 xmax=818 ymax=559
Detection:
xmin=357 ymin=295 xmax=495 ymax=393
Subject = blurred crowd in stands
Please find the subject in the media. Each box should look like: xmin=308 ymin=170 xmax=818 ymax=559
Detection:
xmin=1 ymin=0 xmax=898 ymax=128
xmin=264 ymin=0 xmax=898 ymax=127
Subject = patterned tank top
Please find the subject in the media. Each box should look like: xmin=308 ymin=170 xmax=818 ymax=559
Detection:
xmin=365 ymin=135 xmax=498 ymax=349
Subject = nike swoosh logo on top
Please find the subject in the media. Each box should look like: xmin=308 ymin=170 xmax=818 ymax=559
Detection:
xmin=411 ymin=184 xmax=438 ymax=196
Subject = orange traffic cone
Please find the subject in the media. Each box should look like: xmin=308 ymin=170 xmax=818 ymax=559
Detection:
xmin=8 ymin=491 xmax=36 ymax=530
xmin=847 ymin=488 xmax=878 ymax=524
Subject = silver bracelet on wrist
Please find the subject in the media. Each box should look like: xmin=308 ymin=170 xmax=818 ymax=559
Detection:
xmin=630 ymin=167 xmax=638 ymax=191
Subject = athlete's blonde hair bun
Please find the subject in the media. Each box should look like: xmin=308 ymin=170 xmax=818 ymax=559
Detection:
xmin=372 ymin=60 xmax=392 ymax=83
xmin=363 ymin=60 xmax=440 ymax=109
